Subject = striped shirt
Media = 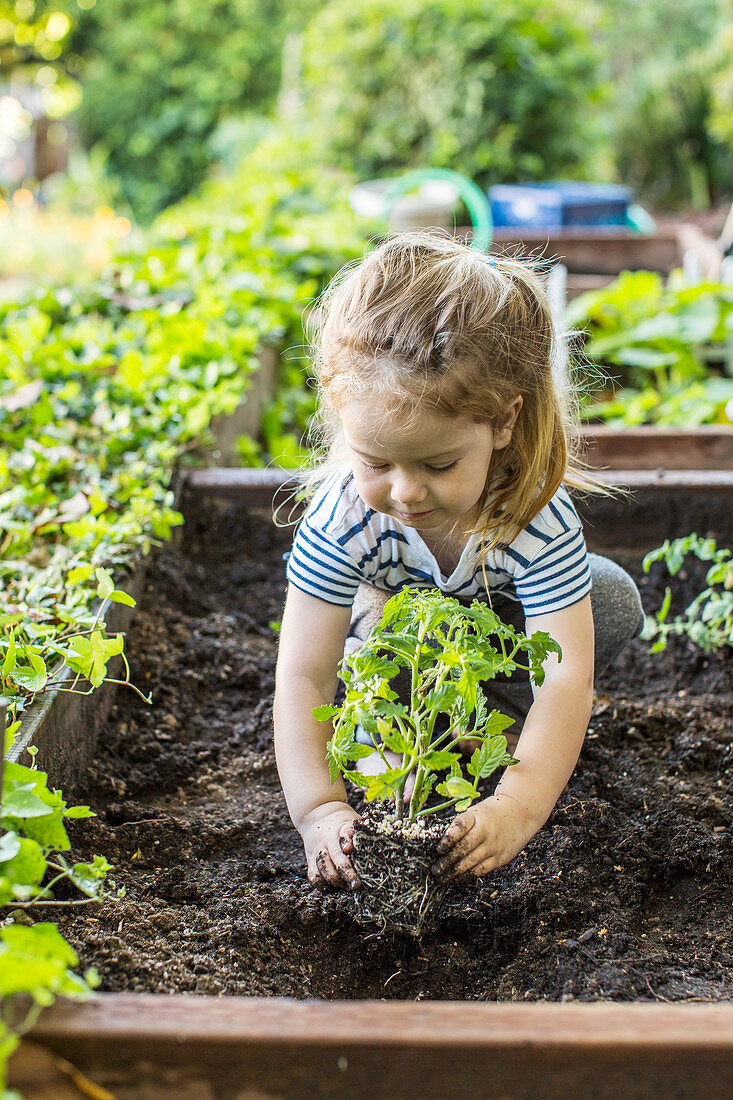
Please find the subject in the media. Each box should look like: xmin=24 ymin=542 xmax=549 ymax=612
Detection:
xmin=286 ymin=472 xmax=592 ymax=616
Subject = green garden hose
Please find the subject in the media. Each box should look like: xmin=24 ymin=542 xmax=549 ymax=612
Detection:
xmin=383 ymin=168 xmax=493 ymax=253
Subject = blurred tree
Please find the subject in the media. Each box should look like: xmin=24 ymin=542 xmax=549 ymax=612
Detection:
xmin=65 ymin=0 xmax=323 ymax=222
xmin=593 ymin=0 xmax=732 ymax=209
xmin=0 ymin=0 xmax=81 ymax=188
xmin=297 ymin=0 xmax=607 ymax=191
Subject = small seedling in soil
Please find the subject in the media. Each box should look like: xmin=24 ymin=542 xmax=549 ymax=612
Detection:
xmin=314 ymin=587 xmax=561 ymax=935
xmin=643 ymin=534 xmax=733 ymax=652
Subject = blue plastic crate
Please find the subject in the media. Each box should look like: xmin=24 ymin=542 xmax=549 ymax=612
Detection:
xmin=489 ymin=181 xmax=633 ymax=230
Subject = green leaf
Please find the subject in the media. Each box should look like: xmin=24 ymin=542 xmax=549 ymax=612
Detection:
xmin=2 ymin=631 xmax=16 ymax=681
xmin=467 ymin=736 xmax=512 ymax=779
xmin=312 ymin=704 xmax=341 ymax=722
xmin=65 ymin=631 xmax=124 ymax=688
xmin=64 ymin=805 xmax=95 ymax=819
xmin=1 ymin=784 xmax=54 ymax=819
xmin=380 ymin=724 xmax=413 ymax=754
xmin=94 ymin=567 xmax=115 ymax=598
xmin=0 ymin=836 xmax=47 ymax=889
xmin=436 ymin=775 xmax=477 ymax=802
xmin=422 ymin=749 xmax=461 ymax=771
xmin=3 ymin=807 xmax=70 ymax=852
xmin=482 ymin=710 xmax=516 ymax=738
xmin=108 ymin=589 xmax=136 ymax=607
xmin=9 ymin=649 xmax=47 ymax=693
xmin=69 ymin=856 xmax=112 ymax=897
xmin=4 ymin=721 xmax=21 ymax=755
xmin=364 ymin=768 xmax=407 ymax=801
xmin=67 ymin=564 xmax=94 ymax=584
xmin=0 ymin=831 xmax=22 ymax=862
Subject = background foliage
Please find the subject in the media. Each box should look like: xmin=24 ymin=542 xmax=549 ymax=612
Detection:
xmin=3 ymin=0 xmax=732 ymax=218
xmin=64 ymin=0 xmax=322 ymax=221
xmin=298 ymin=0 xmax=606 ymax=190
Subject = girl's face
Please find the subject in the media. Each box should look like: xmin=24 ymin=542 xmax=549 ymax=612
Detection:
xmin=340 ymin=397 xmax=520 ymax=537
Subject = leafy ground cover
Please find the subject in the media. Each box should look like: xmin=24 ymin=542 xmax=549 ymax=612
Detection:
xmin=0 ymin=126 xmax=367 ymax=728
xmin=52 ymin=496 xmax=732 ymax=1002
xmin=567 ymin=269 xmax=733 ymax=425
xmin=0 ymin=127 xmax=369 ymax=1091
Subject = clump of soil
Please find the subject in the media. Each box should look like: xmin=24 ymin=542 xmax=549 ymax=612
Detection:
xmin=351 ymin=807 xmax=447 ymax=937
xmin=54 ymin=495 xmax=733 ymax=1003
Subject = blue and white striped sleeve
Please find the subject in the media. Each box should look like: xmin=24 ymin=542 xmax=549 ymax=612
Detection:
xmin=513 ymin=526 xmax=592 ymax=616
xmin=286 ymin=514 xmax=364 ymax=606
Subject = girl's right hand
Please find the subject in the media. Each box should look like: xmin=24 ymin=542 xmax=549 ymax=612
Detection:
xmin=299 ymin=803 xmax=360 ymax=891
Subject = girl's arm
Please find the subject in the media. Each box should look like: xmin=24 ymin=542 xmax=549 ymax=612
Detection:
xmin=274 ymin=584 xmax=358 ymax=889
xmin=432 ymin=594 xmax=594 ymax=881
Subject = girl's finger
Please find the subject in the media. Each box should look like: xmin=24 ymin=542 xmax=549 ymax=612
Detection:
xmin=332 ymin=847 xmax=360 ymax=891
xmin=438 ymin=846 xmax=487 ymax=882
xmin=338 ymin=821 xmax=355 ymax=854
xmin=431 ymin=835 xmax=478 ymax=879
xmin=436 ymin=809 xmax=475 ymax=855
xmin=314 ymin=848 xmax=342 ymax=889
xmin=472 ymin=856 xmax=499 ymax=879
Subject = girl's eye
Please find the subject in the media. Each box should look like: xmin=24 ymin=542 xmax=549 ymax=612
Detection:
xmin=362 ymin=460 xmax=388 ymax=472
xmin=426 ymin=461 xmax=458 ymax=474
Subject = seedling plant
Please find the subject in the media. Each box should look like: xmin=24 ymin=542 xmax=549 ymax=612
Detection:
xmin=314 ymin=587 xmax=561 ymax=933
xmin=317 ymin=586 xmax=561 ymax=821
xmin=643 ymin=534 xmax=733 ymax=652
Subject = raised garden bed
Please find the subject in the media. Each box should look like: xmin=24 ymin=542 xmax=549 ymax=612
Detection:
xmin=490 ymin=226 xmax=683 ymax=276
xmin=9 ymin=463 xmax=733 ymax=1097
xmin=578 ymin=426 xmax=733 ymax=472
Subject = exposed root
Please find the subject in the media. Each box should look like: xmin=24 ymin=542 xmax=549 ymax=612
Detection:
xmin=351 ymin=807 xmax=449 ymax=937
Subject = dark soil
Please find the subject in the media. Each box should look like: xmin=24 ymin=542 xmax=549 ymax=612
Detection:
xmin=55 ymin=497 xmax=733 ymax=1003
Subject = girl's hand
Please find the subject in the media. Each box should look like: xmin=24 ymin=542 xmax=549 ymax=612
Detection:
xmin=431 ymin=794 xmax=537 ymax=882
xmin=299 ymin=803 xmax=360 ymax=891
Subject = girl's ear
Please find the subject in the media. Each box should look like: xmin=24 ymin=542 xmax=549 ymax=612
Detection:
xmin=493 ymin=396 xmax=523 ymax=450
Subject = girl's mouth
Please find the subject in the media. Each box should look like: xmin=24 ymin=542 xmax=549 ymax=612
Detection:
xmin=394 ymin=508 xmax=435 ymax=521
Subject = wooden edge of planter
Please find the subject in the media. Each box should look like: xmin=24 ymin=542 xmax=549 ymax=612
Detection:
xmin=577 ymin=426 xmax=733 ymax=471
xmin=13 ymin=996 xmax=733 ymax=1098
xmin=181 ymin=464 xmax=733 ymax=556
xmin=209 ymin=345 xmax=280 ymax=465
xmin=182 ymin=464 xmax=733 ymax=495
xmin=458 ymin=225 xmax=684 ymax=275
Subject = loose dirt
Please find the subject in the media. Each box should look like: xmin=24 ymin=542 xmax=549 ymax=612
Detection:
xmin=56 ymin=496 xmax=732 ymax=1003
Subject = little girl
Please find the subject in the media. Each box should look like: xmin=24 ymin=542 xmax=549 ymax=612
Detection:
xmin=274 ymin=232 xmax=642 ymax=892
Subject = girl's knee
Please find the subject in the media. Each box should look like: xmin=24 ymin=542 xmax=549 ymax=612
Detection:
xmin=589 ymin=555 xmax=644 ymax=672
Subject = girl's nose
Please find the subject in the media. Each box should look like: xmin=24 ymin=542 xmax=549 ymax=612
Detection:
xmin=391 ymin=470 xmax=428 ymax=506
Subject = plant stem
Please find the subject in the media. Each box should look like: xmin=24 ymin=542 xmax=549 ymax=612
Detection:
xmin=420 ymin=798 xmax=460 ymax=817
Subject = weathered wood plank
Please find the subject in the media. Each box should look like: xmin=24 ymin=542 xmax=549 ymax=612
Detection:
xmin=15 ymin=996 xmax=733 ymax=1100
xmin=181 ymin=465 xmax=733 ymax=554
xmin=210 ymin=346 xmax=280 ymax=465
xmin=578 ymin=426 xmax=733 ymax=471
xmin=487 ymin=228 xmax=682 ymax=274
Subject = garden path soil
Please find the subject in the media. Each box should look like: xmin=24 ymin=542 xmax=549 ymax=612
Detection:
xmin=56 ymin=497 xmax=732 ymax=1003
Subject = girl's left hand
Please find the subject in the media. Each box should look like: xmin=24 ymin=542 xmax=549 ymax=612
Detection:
xmin=430 ymin=794 xmax=537 ymax=881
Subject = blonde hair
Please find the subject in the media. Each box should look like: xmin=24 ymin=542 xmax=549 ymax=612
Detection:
xmin=302 ymin=231 xmax=602 ymax=549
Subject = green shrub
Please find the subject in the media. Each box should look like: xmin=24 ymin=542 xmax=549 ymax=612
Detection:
xmin=67 ymin=0 xmax=323 ymax=221
xmin=591 ymin=0 xmax=730 ymax=209
xmin=710 ymin=24 xmax=733 ymax=150
xmin=566 ymin=269 xmax=733 ymax=425
xmin=299 ymin=0 xmax=606 ymax=188
xmin=0 ymin=123 xmax=369 ymax=721
xmin=613 ymin=53 xmax=733 ymax=210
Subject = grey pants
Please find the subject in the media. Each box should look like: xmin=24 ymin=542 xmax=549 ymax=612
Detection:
xmin=346 ymin=554 xmax=643 ymax=735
